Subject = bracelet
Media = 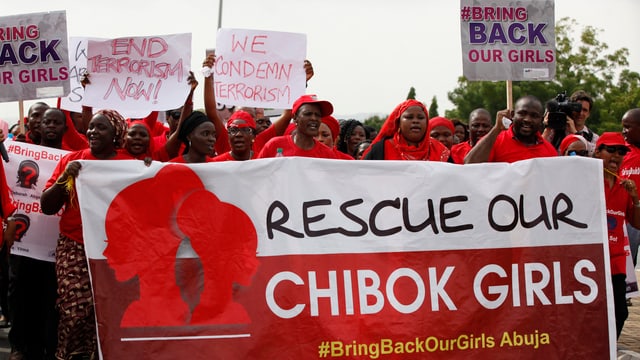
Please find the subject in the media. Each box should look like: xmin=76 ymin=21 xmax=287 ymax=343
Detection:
xmin=6 ymin=216 xmax=15 ymax=222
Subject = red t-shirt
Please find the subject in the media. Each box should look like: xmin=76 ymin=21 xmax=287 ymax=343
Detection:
xmin=621 ymin=144 xmax=640 ymax=186
xmin=451 ymin=141 xmax=472 ymax=164
xmin=215 ymin=124 xmax=277 ymax=156
xmin=211 ymin=151 xmax=257 ymax=162
xmin=257 ymin=135 xmax=336 ymax=159
xmin=333 ymin=148 xmax=354 ymax=160
xmin=45 ymin=149 xmax=133 ymax=243
xmin=168 ymin=154 xmax=216 ymax=163
xmin=604 ymin=179 xmax=634 ymax=275
xmin=488 ymin=127 xmax=557 ymax=163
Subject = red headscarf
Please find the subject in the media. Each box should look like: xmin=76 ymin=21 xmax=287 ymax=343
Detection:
xmin=366 ymin=99 xmax=439 ymax=160
xmin=427 ymin=116 xmax=455 ymax=133
xmin=227 ymin=110 xmax=256 ymax=129
xmin=321 ymin=116 xmax=340 ymax=142
xmin=127 ymin=120 xmax=155 ymax=158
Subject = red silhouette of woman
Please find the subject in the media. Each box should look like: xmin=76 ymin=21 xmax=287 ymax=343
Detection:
xmin=176 ymin=189 xmax=259 ymax=325
xmin=103 ymin=165 xmax=204 ymax=327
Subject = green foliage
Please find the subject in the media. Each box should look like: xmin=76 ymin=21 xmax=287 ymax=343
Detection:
xmin=363 ymin=115 xmax=385 ymax=131
xmin=406 ymin=87 xmax=417 ymax=100
xmin=446 ymin=17 xmax=640 ymax=132
xmin=428 ymin=96 xmax=439 ymax=117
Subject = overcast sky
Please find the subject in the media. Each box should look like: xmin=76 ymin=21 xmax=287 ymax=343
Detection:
xmin=1 ymin=0 xmax=638 ymax=123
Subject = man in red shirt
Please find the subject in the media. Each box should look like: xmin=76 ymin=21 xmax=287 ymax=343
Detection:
xmin=451 ymin=108 xmax=492 ymax=164
xmin=465 ymin=96 xmax=557 ymax=163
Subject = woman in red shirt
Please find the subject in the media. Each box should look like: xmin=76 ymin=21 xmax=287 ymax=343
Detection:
xmin=594 ymin=132 xmax=640 ymax=338
xmin=363 ymin=99 xmax=449 ymax=161
xmin=40 ymin=109 xmax=132 ymax=360
xmin=169 ymin=111 xmax=217 ymax=163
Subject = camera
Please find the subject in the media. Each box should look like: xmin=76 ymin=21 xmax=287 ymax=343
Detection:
xmin=545 ymin=91 xmax=583 ymax=130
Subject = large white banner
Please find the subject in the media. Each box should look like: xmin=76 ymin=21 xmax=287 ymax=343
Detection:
xmin=214 ymin=28 xmax=307 ymax=109
xmin=76 ymin=157 xmax=615 ymax=359
xmin=460 ymin=0 xmax=556 ymax=81
xmin=5 ymin=141 xmax=68 ymax=261
xmin=0 ymin=11 xmax=70 ymax=102
xmin=83 ymin=33 xmax=191 ymax=119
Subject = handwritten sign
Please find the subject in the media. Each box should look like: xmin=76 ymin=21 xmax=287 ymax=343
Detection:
xmin=59 ymin=37 xmax=100 ymax=113
xmin=214 ymin=28 xmax=306 ymax=109
xmin=459 ymin=0 xmax=556 ymax=81
xmin=77 ymin=157 xmax=615 ymax=359
xmin=0 ymin=11 xmax=70 ymax=102
xmin=83 ymin=33 xmax=191 ymax=119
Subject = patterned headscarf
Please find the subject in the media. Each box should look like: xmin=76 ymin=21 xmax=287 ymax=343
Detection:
xmin=96 ymin=109 xmax=128 ymax=149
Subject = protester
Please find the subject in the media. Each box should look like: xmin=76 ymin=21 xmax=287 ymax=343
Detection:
xmin=8 ymin=108 xmax=67 ymax=360
xmin=316 ymin=116 xmax=353 ymax=160
xmin=40 ymin=109 xmax=133 ymax=360
xmin=451 ymin=108 xmax=492 ymax=164
xmin=465 ymin=96 xmax=557 ymax=163
xmin=257 ymin=94 xmax=336 ymax=159
xmin=621 ymin=108 xmax=640 ymax=266
xmin=202 ymin=54 xmax=306 ymax=156
xmin=363 ymin=99 xmax=449 ymax=161
xmin=594 ymin=132 xmax=640 ymax=338
xmin=452 ymin=118 xmax=469 ymax=144
xmin=21 ymin=102 xmax=49 ymax=145
xmin=336 ymin=119 xmax=367 ymax=157
xmin=559 ymin=134 xmax=589 ymax=157
xmin=354 ymin=140 xmax=371 ymax=160
xmin=169 ymin=111 xmax=216 ymax=163
xmin=428 ymin=116 xmax=456 ymax=150
xmin=211 ymin=111 xmax=257 ymax=161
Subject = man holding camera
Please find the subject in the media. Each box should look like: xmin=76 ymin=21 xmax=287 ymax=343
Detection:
xmin=543 ymin=90 xmax=599 ymax=156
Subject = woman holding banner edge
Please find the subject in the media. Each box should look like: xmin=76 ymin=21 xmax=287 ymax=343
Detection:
xmin=40 ymin=109 xmax=132 ymax=360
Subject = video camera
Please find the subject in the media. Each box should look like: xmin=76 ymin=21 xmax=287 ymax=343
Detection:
xmin=545 ymin=91 xmax=583 ymax=130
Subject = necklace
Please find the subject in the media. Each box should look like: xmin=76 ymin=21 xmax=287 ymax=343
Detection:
xmin=603 ymin=168 xmax=619 ymax=179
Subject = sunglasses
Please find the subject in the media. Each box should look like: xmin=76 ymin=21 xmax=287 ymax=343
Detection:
xmin=168 ymin=111 xmax=181 ymax=120
xmin=228 ymin=127 xmax=253 ymax=135
xmin=600 ymin=145 xmax=629 ymax=156
xmin=567 ymin=150 xmax=589 ymax=157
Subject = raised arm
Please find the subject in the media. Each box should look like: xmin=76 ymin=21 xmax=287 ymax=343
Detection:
xmin=165 ymin=71 xmax=198 ymax=159
xmin=464 ymin=109 xmax=511 ymax=164
xmin=202 ymin=54 xmax=230 ymax=155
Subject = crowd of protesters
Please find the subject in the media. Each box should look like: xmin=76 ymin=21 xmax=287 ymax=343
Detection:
xmin=0 ymin=53 xmax=638 ymax=360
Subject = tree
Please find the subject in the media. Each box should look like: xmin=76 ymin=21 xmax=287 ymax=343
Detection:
xmin=428 ymin=96 xmax=439 ymax=117
xmin=445 ymin=17 xmax=640 ymax=133
xmin=406 ymin=87 xmax=416 ymax=100
xmin=363 ymin=115 xmax=385 ymax=131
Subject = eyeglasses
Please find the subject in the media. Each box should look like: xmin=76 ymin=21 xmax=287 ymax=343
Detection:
xmin=168 ymin=111 xmax=181 ymax=120
xmin=567 ymin=150 xmax=589 ymax=157
xmin=600 ymin=145 xmax=629 ymax=156
xmin=228 ymin=127 xmax=253 ymax=135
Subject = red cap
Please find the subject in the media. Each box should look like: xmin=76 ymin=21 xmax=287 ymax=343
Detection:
xmin=227 ymin=110 xmax=256 ymax=129
xmin=292 ymin=94 xmax=333 ymax=117
xmin=596 ymin=132 xmax=627 ymax=149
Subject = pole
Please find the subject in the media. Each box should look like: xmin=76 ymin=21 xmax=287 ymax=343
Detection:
xmin=217 ymin=0 xmax=223 ymax=29
xmin=18 ymin=100 xmax=25 ymax=134
xmin=506 ymin=80 xmax=513 ymax=109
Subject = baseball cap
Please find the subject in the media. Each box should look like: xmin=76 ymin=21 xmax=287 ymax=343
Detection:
xmin=596 ymin=132 xmax=627 ymax=149
xmin=292 ymin=94 xmax=333 ymax=117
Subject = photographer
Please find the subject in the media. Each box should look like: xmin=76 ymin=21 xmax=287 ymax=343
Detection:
xmin=542 ymin=90 xmax=599 ymax=156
